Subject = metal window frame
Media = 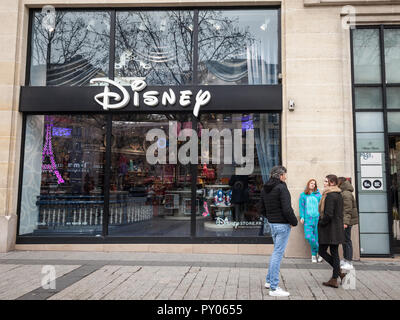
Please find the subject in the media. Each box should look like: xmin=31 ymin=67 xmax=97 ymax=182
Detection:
xmin=17 ymin=6 xmax=282 ymax=245
xmin=350 ymin=25 xmax=400 ymax=257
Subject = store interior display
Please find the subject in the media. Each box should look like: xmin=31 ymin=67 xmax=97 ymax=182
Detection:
xmin=389 ymin=137 xmax=400 ymax=243
xmin=20 ymin=112 xmax=279 ymax=237
xmin=33 ymin=115 xmax=106 ymax=234
xmin=195 ymin=113 xmax=277 ymax=234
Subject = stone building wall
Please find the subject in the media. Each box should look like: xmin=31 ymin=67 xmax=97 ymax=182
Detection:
xmin=1 ymin=0 xmax=399 ymax=255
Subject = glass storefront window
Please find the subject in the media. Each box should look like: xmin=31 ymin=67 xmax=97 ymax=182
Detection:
xmin=196 ymin=113 xmax=280 ymax=237
xmin=30 ymin=11 xmax=110 ymax=86
xmin=29 ymin=8 xmax=280 ymax=87
xmin=358 ymin=193 xmax=388 ymax=213
xmin=108 ymin=113 xmax=192 ymax=237
xmin=354 ymin=87 xmax=382 ymax=109
xmin=351 ymin=27 xmax=392 ymax=255
xmin=198 ymin=10 xmax=279 ymax=85
xmin=114 ymin=11 xmax=194 ymax=86
xmin=384 ymin=29 xmax=400 ymax=84
xmin=357 ymin=171 xmax=386 ymax=192
xmin=387 ymin=112 xmax=400 ymax=133
xmin=355 ymin=112 xmax=384 ymax=132
xmin=19 ymin=115 xmax=106 ymax=236
xmin=19 ymin=112 xmax=280 ymax=239
xmin=360 ymin=233 xmax=390 ymax=255
xmin=387 ymin=88 xmax=400 ymax=109
xmin=356 ymin=133 xmax=385 ymax=152
xmin=21 ymin=8 xmax=282 ymax=241
xmin=359 ymin=213 xmax=388 ymax=233
xmin=352 ymin=29 xmax=381 ymax=84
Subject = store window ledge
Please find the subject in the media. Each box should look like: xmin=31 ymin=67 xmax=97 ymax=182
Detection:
xmin=14 ymin=243 xmax=274 ymax=255
xmin=304 ymin=0 xmax=399 ymax=6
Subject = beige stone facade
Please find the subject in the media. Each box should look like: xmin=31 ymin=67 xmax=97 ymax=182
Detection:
xmin=0 ymin=0 xmax=398 ymax=256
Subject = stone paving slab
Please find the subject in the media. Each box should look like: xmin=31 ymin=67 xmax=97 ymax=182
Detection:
xmin=0 ymin=264 xmax=81 ymax=300
xmin=1 ymin=251 xmax=399 ymax=266
xmin=2 ymin=258 xmax=400 ymax=271
xmin=0 ymin=251 xmax=400 ymax=300
xmin=1 ymin=264 xmax=400 ymax=300
xmin=16 ymin=265 xmax=100 ymax=300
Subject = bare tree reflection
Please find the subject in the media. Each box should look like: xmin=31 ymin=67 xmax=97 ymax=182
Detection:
xmin=115 ymin=10 xmax=253 ymax=85
xmin=31 ymin=11 xmax=110 ymax=86
xmin=31 ymin=9 xmax=256 ymax=86
xmin=353 ymin=29 xmax=381 ymax=83
xmin=198 ymin=11 xmax=253 ymax=65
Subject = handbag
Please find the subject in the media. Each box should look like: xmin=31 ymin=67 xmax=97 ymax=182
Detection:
xmin=259 ymin=216 xmax=271 ymax=236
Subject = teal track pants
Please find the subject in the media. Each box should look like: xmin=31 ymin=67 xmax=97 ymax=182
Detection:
xmin=304 ymin=216 xmax=319 ymax=256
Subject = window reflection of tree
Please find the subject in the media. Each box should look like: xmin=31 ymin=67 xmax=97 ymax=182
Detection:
xmin=353 ymin=29 xmax=381 ymax=82
xmin=198 ymin=11 xmax=252 ymax=63
xmin=32 ymin=12 xmax=110 ymax=86
xmin=198 ymin=11 xmax=254 ymax=84
xmin=116 ymin=11 xmax=194 ymax=85
xmin=116 ymin=11 xmax=253 ymax=85
xmin=384 ymin=29 xmax=400 ymax=83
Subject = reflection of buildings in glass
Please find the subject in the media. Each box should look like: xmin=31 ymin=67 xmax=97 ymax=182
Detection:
xmin=46 ymin=55 xmax=107 ymax=86
xmin=199 ymin=59 xmax=279 ymax=85
xmin=198 ymin=10 xmax=279 ymax=86
xmin=30 ymin=11 xmax=110 ymax=86
xmin=30 ymin=55 xmax=107 ymax=86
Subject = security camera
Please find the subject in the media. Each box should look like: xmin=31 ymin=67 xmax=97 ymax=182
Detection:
xmin=288 ymin=100 xmax=295 ymax=111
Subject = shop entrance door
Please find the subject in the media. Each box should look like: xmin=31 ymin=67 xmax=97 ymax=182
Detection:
xmin=389 ymin=136 xmax=400 ymax=254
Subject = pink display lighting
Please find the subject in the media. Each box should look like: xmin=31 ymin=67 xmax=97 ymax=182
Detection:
xmin=42 ymin=116 xmax=65 ymax=184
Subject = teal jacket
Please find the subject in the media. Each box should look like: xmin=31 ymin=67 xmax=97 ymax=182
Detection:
xmin=299 ymin=190 xmax=322 ymax=219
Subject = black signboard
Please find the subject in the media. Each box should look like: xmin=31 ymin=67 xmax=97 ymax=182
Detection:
xmin=19 ymin=85 xmax=282 ymax=113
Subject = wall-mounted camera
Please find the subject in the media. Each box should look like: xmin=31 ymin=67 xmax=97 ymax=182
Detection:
xmin=288 ymin=99 xmax=295 ymax=112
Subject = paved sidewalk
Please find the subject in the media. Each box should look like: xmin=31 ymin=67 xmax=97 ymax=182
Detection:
xmin=0 ymin=251 xmax=399 ymax=300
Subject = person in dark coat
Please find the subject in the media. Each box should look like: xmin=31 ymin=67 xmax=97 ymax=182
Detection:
xmin=338 ymin=177 xmax=359 ymax=270
xmin=258 ymin=166 xmax=298 ymax=297
xmin=318 ymin=174 xmax=346 ymax=288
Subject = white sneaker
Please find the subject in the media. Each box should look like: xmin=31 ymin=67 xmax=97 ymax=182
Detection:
xmin=342 ymin=261 xmax=354 ymax=270
xmin=269 ymin=287 xmax=290 ymax=297
xmin=317 ymin=255 xmax=323 ymax=263
xmin=340 ymin=260 xmax=345 ymax=267
xmin=265 ymin=282 xmax=270 ymax=289
xmin=311 ymin=255 xmax=317 ymax=263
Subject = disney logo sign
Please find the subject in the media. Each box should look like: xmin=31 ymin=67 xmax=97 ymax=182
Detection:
xmin=90 ymin=78 xmax=211 ymax=117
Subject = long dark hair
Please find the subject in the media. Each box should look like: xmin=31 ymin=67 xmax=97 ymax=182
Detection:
xmin=338 ymin=176 xmax=347 ymax=187
xmin=326 ymin=174 xmax=338 ymax=186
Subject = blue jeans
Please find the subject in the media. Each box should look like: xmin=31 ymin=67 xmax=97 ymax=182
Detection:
xmin=266 ymin=223 xmax=291 ymax=290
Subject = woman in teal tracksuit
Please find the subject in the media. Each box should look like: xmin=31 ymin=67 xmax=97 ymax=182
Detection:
xmin=299 ymin=179 xmax=322 ymax=262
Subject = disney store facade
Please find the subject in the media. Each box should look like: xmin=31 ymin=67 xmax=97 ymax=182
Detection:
xmin=17 ymin=7 xmax=282 ymax=244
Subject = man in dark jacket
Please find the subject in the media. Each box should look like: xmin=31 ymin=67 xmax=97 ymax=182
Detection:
xmin=259 ymin=166 xmax=298 ymax=297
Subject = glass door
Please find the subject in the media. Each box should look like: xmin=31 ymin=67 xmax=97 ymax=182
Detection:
xmin=389 ymin=136 xmax=400 ymax=253
xmin=107 ymin=113 xmax=193 ymax=237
